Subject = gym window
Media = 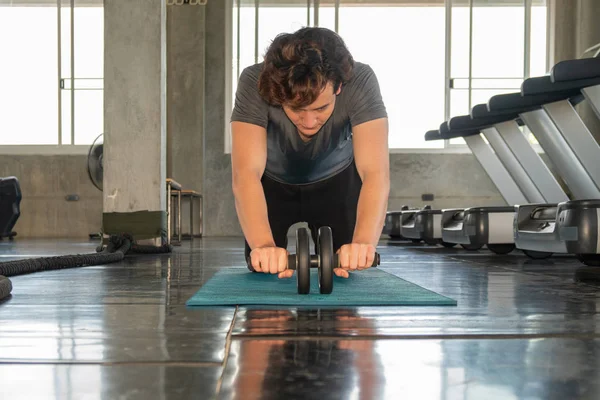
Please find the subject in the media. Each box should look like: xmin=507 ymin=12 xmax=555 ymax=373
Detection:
xmin=225 ymin=0 xmax=548 ymax=153
xmin=0 ymin=1 xmax=104 ymax=152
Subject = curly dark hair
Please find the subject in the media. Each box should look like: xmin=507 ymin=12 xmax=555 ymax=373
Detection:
xmin=257 ymin=27 xmax=354 ymax=108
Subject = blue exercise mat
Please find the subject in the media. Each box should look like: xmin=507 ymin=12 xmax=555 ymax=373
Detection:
xmin=186 ymin=267 xmax=457 ymax=307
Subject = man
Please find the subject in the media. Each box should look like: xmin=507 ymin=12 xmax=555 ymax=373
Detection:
xmin=230 ymin=27 xmax=389 ymax=279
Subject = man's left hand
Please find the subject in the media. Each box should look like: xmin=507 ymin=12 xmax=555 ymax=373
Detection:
xmin=334 ymin=243 xmax=377 ymax=278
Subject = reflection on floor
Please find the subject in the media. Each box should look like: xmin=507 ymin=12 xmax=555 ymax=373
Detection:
xmin=1 ymin=237 xmax=600 ymax=399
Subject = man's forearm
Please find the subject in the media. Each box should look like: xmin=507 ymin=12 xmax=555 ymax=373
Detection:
xmin=352 ymin=172 xmax=390 ymax=246
xmin=233 ymin=179 xmax=276 ymax=250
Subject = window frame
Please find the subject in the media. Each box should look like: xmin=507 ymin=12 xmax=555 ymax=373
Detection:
xmin=0 ymin=145 xmax=91 ymax=155
xmin=224 ymin=0 xmax=549 ymax=154
xmin=0 ymin=1 xmax=548 ymax=154
xmin=0 ymin=1 xmax=103 ymax=155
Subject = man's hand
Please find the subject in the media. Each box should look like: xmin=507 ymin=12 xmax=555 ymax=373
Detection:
xmin=335 ymin=243 xmax=377 ymax=278
xmin=249 ymin=247 xmax=294 ymax=278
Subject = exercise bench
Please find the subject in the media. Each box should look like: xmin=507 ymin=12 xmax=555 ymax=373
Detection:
xmin=166 ymin=178 xmax=182 ymax=246
xmin=180 ymin=190 xmax=203 ymax=239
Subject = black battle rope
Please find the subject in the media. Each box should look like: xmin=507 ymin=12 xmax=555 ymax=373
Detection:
xmin=0 ymin=234 xmax=172 ymax=302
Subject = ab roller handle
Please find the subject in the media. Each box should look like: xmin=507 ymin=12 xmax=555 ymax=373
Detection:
xmin=245 ymin=226 xmax=382 ymax=295
xmin=246 ymin=252 xmax=380 ymax=270
xmin=284 ymin=253 xmax=381 ymax=270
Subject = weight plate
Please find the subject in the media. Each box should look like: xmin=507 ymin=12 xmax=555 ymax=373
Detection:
xmin=317 ymin=226 xmax=334 ymax=294
xmin=296 ymin=227 xmax=311 ymax=294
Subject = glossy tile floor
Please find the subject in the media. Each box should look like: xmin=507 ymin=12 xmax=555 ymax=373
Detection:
xmin=2 ymin=237 xmax=600 ymax=399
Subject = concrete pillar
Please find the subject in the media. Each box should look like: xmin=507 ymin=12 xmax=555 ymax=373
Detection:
xmin=574 ymin=0 xmax=600 ymax=57
xmin=549 ymin=0 xmax=600 ymax=142
xmin=103 ymin=0 xmax=168 ymax=242
xmin=204 ymin=0 xmax=241 ymax=236
xmin=167 ymin=5 xmax=205 ymax=193
xmin=547 ymin=0 xmax=577 ymax=65
xmin=574 ymin=0 xmax=600 ymax=142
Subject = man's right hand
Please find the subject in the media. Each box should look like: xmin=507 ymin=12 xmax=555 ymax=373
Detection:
xmin=249 ymin=247 xmax=294 ymax=278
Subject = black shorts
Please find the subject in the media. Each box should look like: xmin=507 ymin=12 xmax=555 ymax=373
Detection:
xmin=244 ymin=159 xmax=363 ymax=258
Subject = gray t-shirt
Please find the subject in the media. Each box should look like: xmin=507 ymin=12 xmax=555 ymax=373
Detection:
xmin=230 ymin=61 xmax=387 ymax=185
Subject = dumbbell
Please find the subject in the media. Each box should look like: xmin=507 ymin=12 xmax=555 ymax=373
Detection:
xmin=246 ymin=226 xmax=380 ymax=294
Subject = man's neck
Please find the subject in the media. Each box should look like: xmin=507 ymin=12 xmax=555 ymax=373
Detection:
xmin=298 ymin=131 xmax=314 ymax=142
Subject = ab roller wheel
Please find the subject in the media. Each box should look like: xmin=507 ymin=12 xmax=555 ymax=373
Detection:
xmin=317 ymin=226 xmax=334 ymax=295
xmin=246 ymin=226 xmax=381 ymax=294
xmin=295 ymin=227 xmax=311 ymax=294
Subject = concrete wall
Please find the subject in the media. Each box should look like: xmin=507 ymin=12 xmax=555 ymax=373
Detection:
xmin=387 ymin=153 xmax=505 ymax=210
xmin=0 ymin=151 xmax=504 ymax=238
xmin=0 ymin=155 xmax=102 ymax=238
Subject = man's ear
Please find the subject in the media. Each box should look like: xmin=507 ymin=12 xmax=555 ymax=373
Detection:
xmin=335 ymin=85 xmax=342 ymax=96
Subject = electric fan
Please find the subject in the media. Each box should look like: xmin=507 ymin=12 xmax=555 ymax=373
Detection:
xmin=87 ymin=133 xmax=103 ymax=241
xmin=88 ymin=133 xmax=103 ymax=191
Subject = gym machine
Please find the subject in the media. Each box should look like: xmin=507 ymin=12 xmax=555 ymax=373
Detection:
xmin=510 ymin=57 xmax=600 ymax=265
xmin=0 ymin=176 xmax=21 ymax=240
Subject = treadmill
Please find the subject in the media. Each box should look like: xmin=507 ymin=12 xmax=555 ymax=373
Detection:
xmin=438 ymin=87 xmax=588 ymax=257
xmin=418 ymin=56 xmax=600 ymax=260
xmin=396 ymin=105 xmax=542 ymax=248
xmin=382 ymin=205 xmax=414 ymax=240
xmin=508 ymin=57 xmax=600 ymax=266
xmin=385 ymin=56 xmax=600 ymax=265
xmin=433 ymin=119 xmax=539 ymax=254
xmin=397 ymin=65 xmax=581 ymax=251
xmin=397 ymin=204 xmax=450 ymax=246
